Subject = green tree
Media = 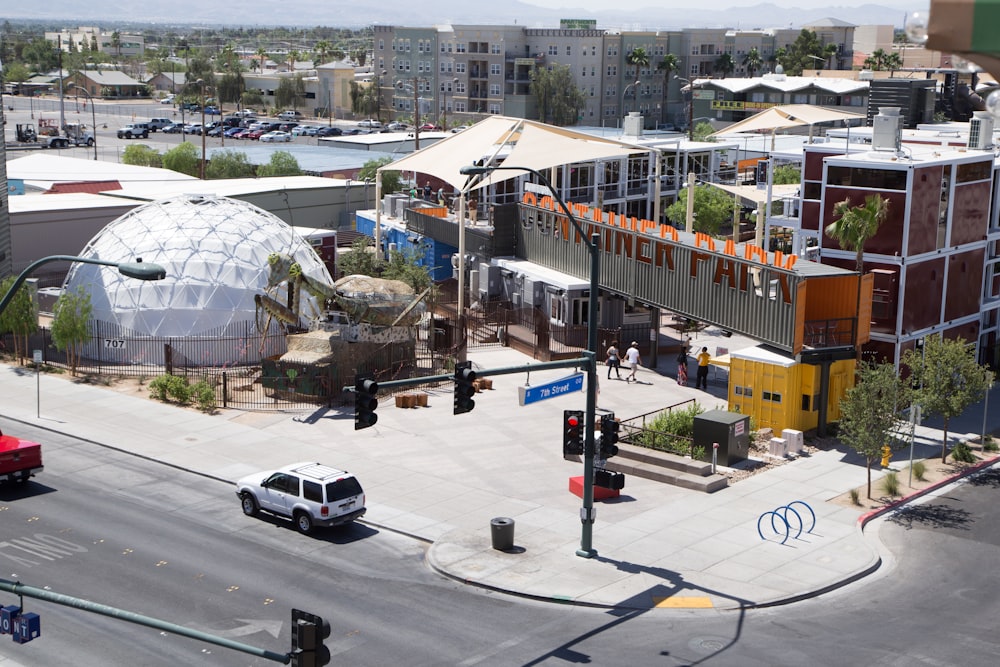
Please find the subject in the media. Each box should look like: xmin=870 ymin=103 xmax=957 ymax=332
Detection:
xmin=349 ymin=80 xmax=380 ymax=118
xmin=381 ymin=246 xmax=432 ymax=294
xmin=838 ymin=361 xmax=909 ymax=499
xmin=121 ymin=144 xmax=163 ymax=168
xmin=714 ymin=53 xmax=735 ymax=78
xmin=292 ymin=73 xmax=306 ymax=112
xmin=664 ymin=185 xmax=736 ymax=235
xmin=218 ymin=70 xmax=245 ymax=106
xmin=258 ymin=151 xmax=302 ymax=177
xmin=742 ymin=48 xmax=763 ymax=77
xmin=884 ymin=52 xmax=903 ymax=74
xmin=827 ymin=194 xmax=889 ymax=356
xmin=51 ymin=286 xmax=92 ymax=376
xmin=657 ymin=54 xmax=680 ymax=126
xmin=110 ymin=31 xmax=121 ymax=61
xmin=530 ymin=63 xmax=586 ymax=126
xmin=773 ymin=164 xmax=801 ymax=184
xmin=864 ymin=48 xmax=889 ymax=71
xmin=0 ymin=276 xmax=38 ymax=363
xmin=22 ymin=38 xmax=59 ymax=71
xmin=162 ymin=141 xmax=200 ymax=177
xmin=691 ymin=121 xmax=716 ymax=142
xmin=359 ymin=156 xmax=402 ymax=194
xmin=339 ymin=236 xmax=379 ymax=278
xmin=2 ymin=61 xmax=31 ymax=87
xmin=778 ymin=29 xmax=825 ymax=75
xmin=822 ymin=43 xmax=839 ymax=69
xmin=902 ymin=334 xmax=994 ymax=463
xmin=626 ymin=46 xmax=649 ymax=77
xmin=313 ymin=40 xmax=333 ymax=65
xmin=274 ymin=77 xmax=295 ymax=110
xmin=353 ymin=49 xmax=367 ymax=67
xmin=255 ymin=46 xmax=268 ymax=73
xmin=205 ymin=149 xmax=255 ymax=179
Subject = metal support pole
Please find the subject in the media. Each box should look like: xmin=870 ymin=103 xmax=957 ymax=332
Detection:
xmin=685 ymin=172 xmax=696 ymax=233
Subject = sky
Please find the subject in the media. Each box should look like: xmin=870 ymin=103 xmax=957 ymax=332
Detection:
xmin=525 ymin=0 xmax=924 ymax=11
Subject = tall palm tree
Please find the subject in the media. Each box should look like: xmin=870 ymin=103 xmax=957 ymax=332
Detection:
xmin=626 ymin=46 xmax=650 ymax=78
xmin=885 ymin=51 xmax=903 ymax=74
xmin=657 ymin=53 xmax=679 ymax=127
xmin=255 ymin=47 xmax=267 ymax=73
xmin=314 ymin=40 xmax=332 ymax=66
xmin=827 ymin=194 xmax=890 ymax=355
xmin=823 ymin=43 xmax=839 ymax=70
xmin=714 ymin=53 xmax=735 ymax=79
xmin=742 ymin=48 xmax=763 ymax=77
xmin=287 ymin=49 xmax=300 ymax=72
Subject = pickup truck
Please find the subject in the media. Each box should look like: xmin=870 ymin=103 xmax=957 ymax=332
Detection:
xmin=0 ymin=431 xmax=43 ymax=485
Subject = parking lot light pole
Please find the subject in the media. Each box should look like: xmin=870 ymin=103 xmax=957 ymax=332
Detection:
xmin=0 ymin=255 xmax=166 ymax=319
xmin=70 ymin=85 xmax=97 ymax=160
xmin=460 ymin=164 xmax=600 ymax=559
xmin=198 ymin=79 xmax=207 ymax=179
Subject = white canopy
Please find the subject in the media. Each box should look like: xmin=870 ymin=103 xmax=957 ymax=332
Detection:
xmin=711 ymin=105 xmax=865 ymax=136
xmin=383 ymin=116 xmax=651 ymax=190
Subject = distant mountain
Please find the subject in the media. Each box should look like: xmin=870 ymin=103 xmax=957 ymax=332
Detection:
xmin=3 ymin=1 xmax=915 ymax=29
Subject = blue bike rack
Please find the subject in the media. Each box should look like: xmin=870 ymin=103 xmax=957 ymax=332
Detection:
xmin=757 ymin=500 xmax=816 ymax=544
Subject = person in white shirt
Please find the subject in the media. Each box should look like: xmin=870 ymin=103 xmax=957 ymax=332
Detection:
xmin=624 ymin=342 xmax=641 ymax=383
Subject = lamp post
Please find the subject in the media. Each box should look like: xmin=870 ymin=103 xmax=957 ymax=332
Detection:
xmin=0 ymin=256 xmax=166 ymax=319
xmin=621 ymin=79 xmax=640 ymax=127
xmin=70 ymin=84 xmax=97 ymax=161
xmin=460 ymin=164 xmax=600 ymax=559
xmin=398 ymin=76 xmax=428 ymax=149
xmin=197 ymin=78 xmax=206 ymax=179
xmin=675 ymin=75 xmax=699 ymax=141
xmin=442 ymin=77 xmax=458 ymax=130
xmin=806 ymin=54 xmax=826 ymax=71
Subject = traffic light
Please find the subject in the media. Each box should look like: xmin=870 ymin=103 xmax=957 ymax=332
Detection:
xmin=563 ymin=410 xmax=584 ymax=456
xmin=599 ymin=413 xmax=620 ymax=460
xmin=290 ymin=608 xmax=331 ymax=667
xmin=454 ymin=361 xmax=477 ymax=414
xmin=354 ymin=376 xmax=379 ymax=430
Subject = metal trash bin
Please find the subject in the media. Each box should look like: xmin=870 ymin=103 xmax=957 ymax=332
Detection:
xmin=490 ymin=517 xmax=515 ymax=551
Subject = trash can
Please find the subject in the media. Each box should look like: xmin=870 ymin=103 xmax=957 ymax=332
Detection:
xmin=490 ymin=517 xmax=515 ymax=551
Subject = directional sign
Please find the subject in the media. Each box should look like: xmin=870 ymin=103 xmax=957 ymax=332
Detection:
xmin=518 ymin=372 xmax=584 ymax=406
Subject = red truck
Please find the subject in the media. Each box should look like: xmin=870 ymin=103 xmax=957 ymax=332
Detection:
xmin=0 ymin=431 xmax=43 ymax=485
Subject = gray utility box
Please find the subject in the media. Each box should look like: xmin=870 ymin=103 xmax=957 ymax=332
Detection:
xmin=693 ymin=410 xmax=750 ymax=466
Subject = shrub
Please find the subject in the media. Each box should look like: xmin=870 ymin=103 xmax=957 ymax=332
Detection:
xmin=951 ymin=441 xmax=976 ymax=463
xmin=849 ymin=488 xmax=861 ymax=505
xmin=882 ymin=471 xmax=900 ymax=497
xmin=191 ymin=380 xmax=216 ymax=413
xmin=149 ymin=374 xmax=191 ymax=404
xmin=984 ymin=435 xmax=998 ymax=452
xmin=632 ymin=403 xmax=704 ymax=455
xmin=911 ymin=460 xmax=926 ymax=481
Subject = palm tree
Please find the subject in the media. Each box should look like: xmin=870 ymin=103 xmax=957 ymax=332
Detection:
xmin=255 ymin=47 xmax=267 ymax=73
xmin=742 ymin=48 xmax=763 ymax=78
xmin=714 ymin=53 xmax=735 ymax=79
xmin=287 ymin=49 xmax=301 ymax=72
xmin=885 ymin=51 xmax=903 ymax=74
xmin=827 ymin=194 xmax=890 ymax=356
xmin=823 ymin=43 xmax=839 ymax=70
xmin=865 ymin=48 xmax=889 ymax=70
xmin=657 ymin=54 xmax=680 ymax=127
xmin=314 ymin=40 xmax=332 ymax=66
xmin=626 ymin=46 xmax=650 ymax=78
xmin=111 ymin=31 xmax=121 ymax=63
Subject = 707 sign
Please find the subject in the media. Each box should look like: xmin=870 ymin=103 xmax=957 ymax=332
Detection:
xmin=104 ymin=339 xmax=126 ymax=349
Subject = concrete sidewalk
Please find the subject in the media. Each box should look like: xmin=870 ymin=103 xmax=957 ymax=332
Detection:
xmin=1 ymin=347 xmax=997 ymax=611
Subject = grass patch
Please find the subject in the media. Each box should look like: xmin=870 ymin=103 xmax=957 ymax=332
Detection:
xmin=882 ymin=471 xmax=900 ymax=497
xmin=911 ymin=460 xmax=926 ymax=482
xmin=849 ymin=488 xmax=860 ymax=506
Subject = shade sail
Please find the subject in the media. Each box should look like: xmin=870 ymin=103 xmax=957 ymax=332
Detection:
xmin=711 ymin=105 xmax=866 ymax=136
xmin=383 ymin=116 xmax=650 ymax=191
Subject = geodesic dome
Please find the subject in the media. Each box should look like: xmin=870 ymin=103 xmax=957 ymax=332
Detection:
xmin=63 ymin=194 xmax=332 ymax=344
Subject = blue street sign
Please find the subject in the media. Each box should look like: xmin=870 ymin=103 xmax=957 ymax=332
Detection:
xmin=518 ymin=372 xmax=584 ymax=406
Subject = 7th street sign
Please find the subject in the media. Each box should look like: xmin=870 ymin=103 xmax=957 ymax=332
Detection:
xmin=518 ymin=372 xmax=584 ymax=406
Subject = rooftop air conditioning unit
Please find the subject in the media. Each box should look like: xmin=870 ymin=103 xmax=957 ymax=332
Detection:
xmin=969 ymin=111 xmax=995 ymax=150
xmin=872 ymin=107 xmax=902 ymax=152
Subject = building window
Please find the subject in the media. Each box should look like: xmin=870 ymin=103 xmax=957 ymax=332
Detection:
xmin=489 ymin=83 xmax=500 ymax=96
xmin=455 ymin=62 xmax=466 ymax=73
xmin=566 ymin=45 xmax=571 ymax=56
xmin=491 ymin=43 xmax=501 ymax=54
xmin=607 ymin=65 xmax=617 ymax=77
xmin=490 ymin=63 xmax=501 ymax=76
xmin=548 ymin=45 xmax=558 ymax=56
xmin=489 ymin=102 xmax=501 ymax=114
xmin=456 ymin=42 xmax=466 ymax=53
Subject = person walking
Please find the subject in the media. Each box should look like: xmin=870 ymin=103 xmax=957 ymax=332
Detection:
xmin=676 ymin=346 xmax=689 ymax=386
xmin=696 ymin=346 xmax=711 ymax=390
xmin=606 ymin=340 xmax=622 ymax=380
xmin=624 ymin=341 xmax=641 ymax=383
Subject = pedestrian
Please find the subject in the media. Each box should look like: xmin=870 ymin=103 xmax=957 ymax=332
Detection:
xmin=624 ymin=341 xmax=641 ymax=383
xmin=696 ymin=346 xmax=711 ymax=389
xmin=605 ymin=340 xmax=622 ymax=380
xmin=423 ymin=182 xmax=432 ymax=200
xmin=409 ymin=185 xmax=417 ymax=199
xmin=676 ymin=346 xmax=689 ymax=386
xmin=437 ymin=187 xmax=445 ymax=206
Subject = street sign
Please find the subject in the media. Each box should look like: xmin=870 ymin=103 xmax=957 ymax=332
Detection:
xmin=518 ymin=372 xmax=584 ymax=406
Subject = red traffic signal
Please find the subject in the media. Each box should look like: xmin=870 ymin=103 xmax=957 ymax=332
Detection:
xmin=563 ymin=410 xmax=584 ymax=456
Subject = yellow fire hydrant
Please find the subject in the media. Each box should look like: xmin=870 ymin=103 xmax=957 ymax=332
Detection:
xmin=881 ymin=445 xmax=892 ymax=468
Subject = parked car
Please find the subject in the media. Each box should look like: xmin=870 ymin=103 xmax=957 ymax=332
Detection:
xmin=184 ymin=123 xmax=204 ymax=135
xmin=231 ymin=128 xmax=252 ymax=139
xmin=160 ymin=95 xmax=175 ymax=104
xmin=291 ymin=125 xmax=312 ymax=136
xmin=259 ymin=130 xmax=292 ymax=143
xmin=315 ymin=127 xmax=342 ymax=137
xmin=244 ymin=128 xmax=267 ymax=140
xmin=358 ymin=119 xmax=382 ymax=129
xmin=204 ymin=106 xmax=220 ymax=115
xmin=233 ymin=109 xmax=257 ymax=118
xmin=301 ymin=126 xmax=321 ymax=136
xmin=386 ymin=121 xmax=408 ymax=131
xmin=341 ymin=128 xmax=361 ymax=135
xmin=278 ymin=110 xmax=303 ymax=121
xmin=224 ymin=126 xmax=245 ymax=138
xmin=148 ymin=118 xmax=172 ymax=131
xmin=207 ymin=125 xmax=226 ymax=137
xmin=162 ymin=123 xmax=186 ymax=134
xmin=117 ymin=124 xmax=149 ymax=139
xmin=236 ymin=462 xmax=366 ymax=534
xmin=278 ymin=122 xmax=299 ymax=133
xmin=418 ymin=123 xmax=440 ymax=131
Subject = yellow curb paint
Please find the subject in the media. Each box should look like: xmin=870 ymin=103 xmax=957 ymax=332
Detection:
xmin=653 ymin=596 xmax=714 ymax=608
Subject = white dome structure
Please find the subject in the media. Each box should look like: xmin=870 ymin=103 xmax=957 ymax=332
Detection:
xmin=64 ymin=194 xmax=333 ymax=364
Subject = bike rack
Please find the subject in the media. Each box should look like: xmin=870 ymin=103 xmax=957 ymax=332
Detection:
xmin=756 ymin=500 xmax=816 ymax=545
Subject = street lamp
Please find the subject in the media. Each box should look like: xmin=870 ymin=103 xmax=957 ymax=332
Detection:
xmin=442 ymin=77 xmax=458 ymax=130
xmin=621 ymin=79 xmax=640 ymax=127
xmin=460 ymin=164 xmax=601 ymax=559
xmin=197 ymin=78 xmax=206 ymax=179
xmin=70 ymin=84 xmax=97 ymax=161
xmin=806 ymin=54 xmax=826 ymax=70
xmin=0 ymin=255 xmax=166 ymax=319
xmin=397 ymin=76 xmax=428 ymax=149
xmin=675 ymin=75 xmax=698 ymax=141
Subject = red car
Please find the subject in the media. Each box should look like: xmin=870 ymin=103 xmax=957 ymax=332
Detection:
xmin=418 ymin=123 xmax=440 ymax=131
xmin=245 ymin=129 xmax=267 ymax=140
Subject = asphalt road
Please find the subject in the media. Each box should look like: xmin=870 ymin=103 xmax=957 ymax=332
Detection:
xmin=2 ymin=423 xmax=999 ymax=666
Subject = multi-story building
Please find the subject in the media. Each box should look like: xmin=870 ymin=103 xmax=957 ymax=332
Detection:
xmin=45 ymin=28 xmax=145 ymax=58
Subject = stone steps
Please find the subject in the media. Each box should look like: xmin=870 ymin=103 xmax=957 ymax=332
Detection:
xmin=605 ymin=443 xmax=728 ymax=493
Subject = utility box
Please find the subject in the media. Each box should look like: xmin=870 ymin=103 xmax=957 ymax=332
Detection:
xmin=693 ymin=410 xmax=750 ymax=466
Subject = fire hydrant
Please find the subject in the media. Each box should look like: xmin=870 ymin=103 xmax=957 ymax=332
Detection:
xmin=881 ymin=445 xmax=892 ymax=468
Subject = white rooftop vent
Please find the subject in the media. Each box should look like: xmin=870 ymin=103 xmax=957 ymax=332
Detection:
xmin=858 ymin=69 xmax=874 ymax=81
xmin=872 ymin=107 xmax=902 ymax=152
xmin=623 ymin=111 xmax=644 ymax=138
xmin=968 ymin=111 xmax=995 ymax=150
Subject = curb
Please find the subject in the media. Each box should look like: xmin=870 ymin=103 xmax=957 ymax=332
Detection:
xmin=858 ymin=454 xmax=1000 ymax=527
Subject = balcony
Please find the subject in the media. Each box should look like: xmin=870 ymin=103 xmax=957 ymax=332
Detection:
xmin=803 ymin=317 xmax=856 ymax=349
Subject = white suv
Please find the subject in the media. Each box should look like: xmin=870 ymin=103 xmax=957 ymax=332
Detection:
xmin=236 ymin=462 xmax=365 ymax=534
xmin=358 ymin=119 xmax=382 ymax=129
